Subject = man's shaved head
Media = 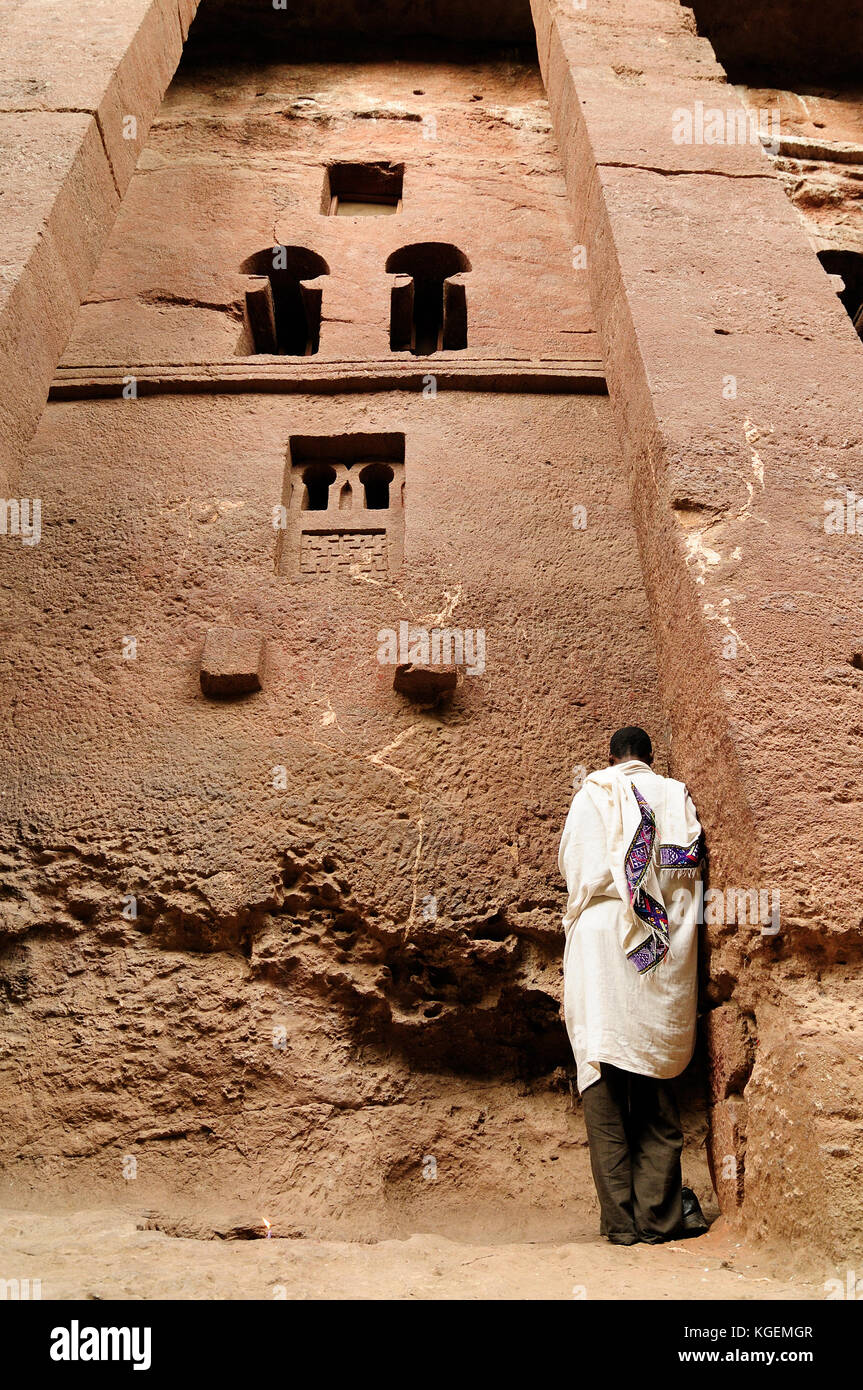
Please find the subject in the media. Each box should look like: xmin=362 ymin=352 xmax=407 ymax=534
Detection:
xmin=609 ymin=726 xmax=653 ymax=765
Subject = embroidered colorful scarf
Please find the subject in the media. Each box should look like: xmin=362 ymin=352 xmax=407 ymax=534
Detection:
xmin=624 ymin=784 xmax=702 ymax=976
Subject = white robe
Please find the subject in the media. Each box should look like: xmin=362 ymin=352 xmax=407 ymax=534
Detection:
xmin=559 ymin=759 xmax=702 ymax=1093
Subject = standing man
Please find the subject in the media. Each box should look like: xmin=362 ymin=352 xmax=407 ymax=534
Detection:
xmin=559 ymin=726 xmax=708 ymax=1245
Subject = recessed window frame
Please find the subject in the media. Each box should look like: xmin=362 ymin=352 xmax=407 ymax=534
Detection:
xmin=321 ymin=161 xmax=405 ymax=218
xmin=276 ymin=432 xmax=406 ymax=578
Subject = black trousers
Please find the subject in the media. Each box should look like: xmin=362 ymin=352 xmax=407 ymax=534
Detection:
xmin=581 ymin=1062 xmax=684 ymax=1241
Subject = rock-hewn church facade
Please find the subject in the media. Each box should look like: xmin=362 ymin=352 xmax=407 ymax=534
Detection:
xmin=1 ymin=0 xmax=861 ymax=1262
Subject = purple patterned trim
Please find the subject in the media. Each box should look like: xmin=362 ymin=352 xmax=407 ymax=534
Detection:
xmin=632 ymin=887 xmax=669 ymax=944
xmin=627 ymin=935 xmax=669 ymax=975
xmin=658 ymin=836 xmax=703 ymax=870
xmin=626 ymin=784 xmax=671 ymax=974
xmin=625 ymin=784 xmax=656 ymax=900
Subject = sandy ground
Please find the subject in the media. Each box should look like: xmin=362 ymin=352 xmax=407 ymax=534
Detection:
xmin=0 ymin=1208 xmax=826 ymax=1300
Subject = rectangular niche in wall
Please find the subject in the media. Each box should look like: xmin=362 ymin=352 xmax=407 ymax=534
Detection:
xmin=276 ymin=433 xmax=405 ymax=578
xmin=321 ymin=161 xmax=404 ymax=217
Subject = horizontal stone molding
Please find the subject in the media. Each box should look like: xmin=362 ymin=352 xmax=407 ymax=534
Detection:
xmin=49 ymin=357 xmax=607 ymax=400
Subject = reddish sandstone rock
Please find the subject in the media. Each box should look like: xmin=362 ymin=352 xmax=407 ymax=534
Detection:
xmin=704 ymin=1003 xmax=756 ymax=1100
xmin=707 ymin=1094 xmax=747 ymax=1216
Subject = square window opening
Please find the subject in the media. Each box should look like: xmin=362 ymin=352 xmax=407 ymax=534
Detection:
xmin=322 ymin=162 xmax=404 ymax=217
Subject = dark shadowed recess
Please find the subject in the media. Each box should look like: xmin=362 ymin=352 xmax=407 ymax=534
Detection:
xmin=185 ymin=0 xmax=536 ymax=61
xmin=685 ymin=0 xmax=863 ymax=84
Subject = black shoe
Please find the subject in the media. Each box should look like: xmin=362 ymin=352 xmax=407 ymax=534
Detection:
xmin=606 ymin=1232 xmax=640 ymax=1246
xmin=679 ymin=1186 xmax=709 ymax=1237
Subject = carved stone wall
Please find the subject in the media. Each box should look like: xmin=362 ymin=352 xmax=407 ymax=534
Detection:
xmin=0 ymin=29 xmax=715 ymax=1239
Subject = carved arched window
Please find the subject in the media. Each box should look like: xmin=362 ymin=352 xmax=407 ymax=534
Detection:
xmin=241 ymin=246 xmax=330 ymax=355
xmin=360 ymin=463 xmax=394 ymax=510
xmin=385 ymin=242 xmax=471 ymax=355
xmin=301 ymin=463 xmax=337 ymax=511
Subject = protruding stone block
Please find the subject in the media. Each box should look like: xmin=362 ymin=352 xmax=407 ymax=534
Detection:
xmin=200 ymin=626 xmax=265 ymax=698
xmin=389 ymin=274 xmax=414 ymax=351
xmin=393 ymin=662 xmax=458 ymax=704
xmin=442 ymin=274 xmax=468 ymax=349
xmin=244 ymin=276 xmax=278 ymax=354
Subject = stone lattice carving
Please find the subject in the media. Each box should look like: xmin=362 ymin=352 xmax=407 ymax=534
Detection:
xmin=299 ymin=529 xmax=388 ymax=576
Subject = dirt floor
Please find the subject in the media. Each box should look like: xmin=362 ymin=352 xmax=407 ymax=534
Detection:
xmin=0 ymin=1207 xmax=827 ymax=1300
